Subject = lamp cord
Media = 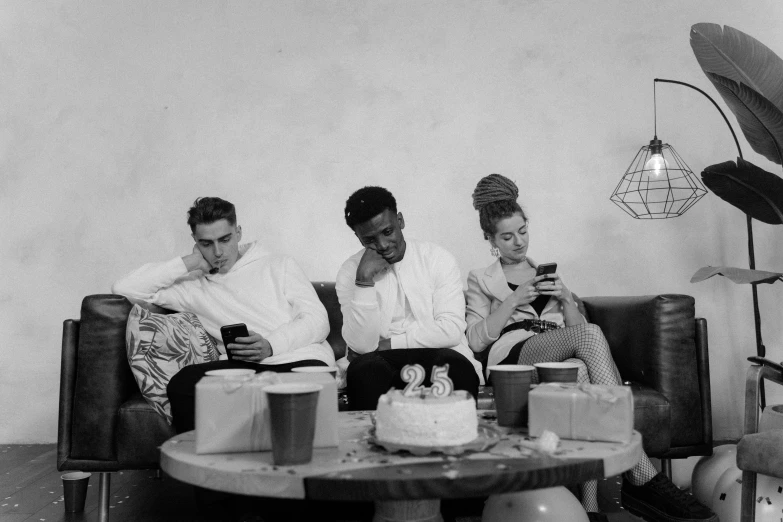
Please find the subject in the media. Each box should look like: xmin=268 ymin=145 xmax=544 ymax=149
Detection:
xmin=653 ymin=81 xmax=657 ymax=137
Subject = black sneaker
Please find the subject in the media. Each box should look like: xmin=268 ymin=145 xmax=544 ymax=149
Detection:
xmin=622 ymin=473 xmax=718 ymax=522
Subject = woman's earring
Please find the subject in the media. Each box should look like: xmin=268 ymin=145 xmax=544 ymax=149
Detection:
xmin=490 ymin=246 xmax=499 ymax=257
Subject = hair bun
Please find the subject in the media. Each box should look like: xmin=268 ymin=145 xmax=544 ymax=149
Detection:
xmin=472 ymin=173 xmax=519 ymax=210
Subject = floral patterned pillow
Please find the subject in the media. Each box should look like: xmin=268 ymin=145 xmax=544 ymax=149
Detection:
xmin=125 ymin=304 xmax=219 ymax=424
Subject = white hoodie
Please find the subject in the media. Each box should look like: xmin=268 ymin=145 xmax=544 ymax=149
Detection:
xmin=112 ymin=241 xmax=334 ymax=366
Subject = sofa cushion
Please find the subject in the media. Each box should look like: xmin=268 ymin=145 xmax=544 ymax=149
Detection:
xmin=126 ymin=304 xmax=219 ymax=423
xmin=313 ymin=282 xmax=346 ymax=359
xmin=117 ymin=395 xmax=177 ymax=468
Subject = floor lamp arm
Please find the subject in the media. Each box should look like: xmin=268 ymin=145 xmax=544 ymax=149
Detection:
xmin=654 ymin=78 xmax=765 ymax=375
xmin=654 ymin=78 xmax=744 ymax=160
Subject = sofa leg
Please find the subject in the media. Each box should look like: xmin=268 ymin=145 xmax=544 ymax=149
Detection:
xmin=98 ymin=472 xmax=111 ymax=522
xmin=740 ymin=470 xmax=756 ymax=522
xmin=660 ymin=458 xmax=672 ymax=480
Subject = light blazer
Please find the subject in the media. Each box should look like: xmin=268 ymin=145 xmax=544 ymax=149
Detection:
xmin=466 ymin=259 xmax=581 ymax=376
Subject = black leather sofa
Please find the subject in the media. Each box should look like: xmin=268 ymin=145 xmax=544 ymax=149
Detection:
xmin=58 ymin=284 xmax=712 ymax=520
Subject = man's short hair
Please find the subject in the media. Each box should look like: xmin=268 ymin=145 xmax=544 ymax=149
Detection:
xmin=187 ymin=197 xmax=237 ymax=232
xmin=344 ymin=186 xmax=397 ymax=229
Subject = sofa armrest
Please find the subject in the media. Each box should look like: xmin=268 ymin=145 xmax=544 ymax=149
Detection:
xmin=581 ymin=294 xmax=707 ymax=451
xmin=57 ymin=319 xmax=80 ymax=471
xmin=67 ymin=294 xmax=139 ymax=463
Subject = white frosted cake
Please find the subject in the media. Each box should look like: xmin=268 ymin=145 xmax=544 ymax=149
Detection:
xmin=375 ymin=389 xmax=478 ymax=446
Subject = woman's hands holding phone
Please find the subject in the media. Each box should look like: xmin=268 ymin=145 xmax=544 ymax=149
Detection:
xmin=535 ymin=273 xmax=575 ymax=305
xmin=507 ymin=275 xmax=552 ymax=308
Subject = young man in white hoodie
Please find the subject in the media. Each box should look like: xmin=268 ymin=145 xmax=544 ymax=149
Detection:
xmin=336 ymin=186 xmax=483 ymax=410
xmin=112 ymin=197 xmax=334 ymax=433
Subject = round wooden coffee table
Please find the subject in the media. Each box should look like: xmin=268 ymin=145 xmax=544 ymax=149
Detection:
xmin=161 ymin=410 xmax=642 ymax=522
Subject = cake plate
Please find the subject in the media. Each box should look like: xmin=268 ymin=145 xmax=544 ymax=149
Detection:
xmin=368 ymin=423 xmax=501 ymax=456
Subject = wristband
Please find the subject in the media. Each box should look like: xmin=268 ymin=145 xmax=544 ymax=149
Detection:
xmin=355 ymin=279 xmax=375 ymax=288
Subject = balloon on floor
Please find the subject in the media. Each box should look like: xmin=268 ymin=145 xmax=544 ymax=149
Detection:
xmin=671 ymin=455 xmax=702 ymax=490
xmin=754 ymin=473 xmax=783 ymax=521
xmin=710 ymin=466 xmax=742 ymax=521
xmin=482 ymin=487 xmax=589 ymax=522
xmin=691 ymin=444 xmax=737 ymax=505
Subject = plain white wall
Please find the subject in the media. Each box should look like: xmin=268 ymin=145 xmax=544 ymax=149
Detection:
xmin=1 ymin=0 xmax=781 ymax=442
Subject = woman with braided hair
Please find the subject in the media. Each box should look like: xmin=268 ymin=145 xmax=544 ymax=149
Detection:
xmin=466 ymin=173 xmax=717 ymax=522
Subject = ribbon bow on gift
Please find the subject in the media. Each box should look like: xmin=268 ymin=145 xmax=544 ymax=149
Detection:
xmin=217 ymin=370 xmax=282 ymax=393
xmin=577 ymin=382 xmax=619 ymax=404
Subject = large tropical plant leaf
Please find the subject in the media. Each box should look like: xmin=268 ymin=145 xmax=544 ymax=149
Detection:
xmin=690 ymin=24 xmax=783 ymax=164
xmin=690 ymin=23 xmax=783 ymax=113
xmin=705 ymin=72 xmax=783 ymax=164
xmin=702 ymin=158 xmax=783 ymax=224
xmin=691 ymin=266 xmax=783 ymax=284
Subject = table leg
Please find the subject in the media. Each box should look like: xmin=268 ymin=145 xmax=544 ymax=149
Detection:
xmin=373 ymin=499 xmax=443 ymax=522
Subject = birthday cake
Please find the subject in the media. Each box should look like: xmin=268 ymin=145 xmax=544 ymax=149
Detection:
xmin=374 ymin=389 xmax=478 ymax=446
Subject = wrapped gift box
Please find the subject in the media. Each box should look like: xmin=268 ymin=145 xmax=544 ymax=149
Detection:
xmin=195 ymin=371 xmax=338 ymax=454
xmin=528 ymin=382 xmax=634 ymax=443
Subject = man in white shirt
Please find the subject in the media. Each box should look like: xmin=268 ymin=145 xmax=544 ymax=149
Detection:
xmin=336 ymin=186 xmax=483 ymax=410
xmin=113 ymin=197 xmax=333 ymax=432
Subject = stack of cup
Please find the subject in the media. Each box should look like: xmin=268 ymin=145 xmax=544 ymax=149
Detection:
xmin=534 ymin=362 xmax=580 ymax=383
xmin=264 ymin=383 xmax=323 ymax=465
xmin=487 ymin=365 xmax=535 ymax=427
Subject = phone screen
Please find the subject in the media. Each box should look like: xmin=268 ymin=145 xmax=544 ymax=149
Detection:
xmin=220 ymin=323 xmax=249 ymax=360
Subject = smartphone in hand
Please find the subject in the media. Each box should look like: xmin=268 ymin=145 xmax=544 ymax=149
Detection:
xmin=535 ymin=262 xmax=558 ymax=282
xmin=220 ymin=323 xmax=249 ymax=361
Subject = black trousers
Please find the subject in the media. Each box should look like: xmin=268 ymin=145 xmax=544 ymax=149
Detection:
xmin=167 ymin=359 xmax=327 ymax=434
xmin=345 ymin=348 xmax=480 ymax=411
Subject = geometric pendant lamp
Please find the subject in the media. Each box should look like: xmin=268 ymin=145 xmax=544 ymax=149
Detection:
xmin=610 ymin=137 xmax=707 ymax=218
xmin=610 ymin=79 xmax=708 ymax=219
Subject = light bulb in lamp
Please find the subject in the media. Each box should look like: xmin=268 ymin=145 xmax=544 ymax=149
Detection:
xmin=643 ymin=138 xmax=668 ymax=179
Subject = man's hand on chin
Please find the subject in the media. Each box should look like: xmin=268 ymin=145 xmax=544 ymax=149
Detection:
xmin=355 ymin=248 xmax=390 ymax=285
xmin=229 ymin=331 xmax=273 ymax=363
xmin=182 ymin=245 xmax=213 ymax=273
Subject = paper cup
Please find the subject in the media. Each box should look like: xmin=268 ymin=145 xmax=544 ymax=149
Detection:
xmin=204 ymin=369 xmax=257 ymax=378
xmin=487 ymin=365 xmax=534 ymax=427
xmin=62 ymin=472 xmax=91 ymax=512
xmin=291 ymin=366 xmax=338 ymax=378
xmin=534 ymin=362 xmax=581 ymax=383
xmin=264 ymin=383 xmax=323 ymax=465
